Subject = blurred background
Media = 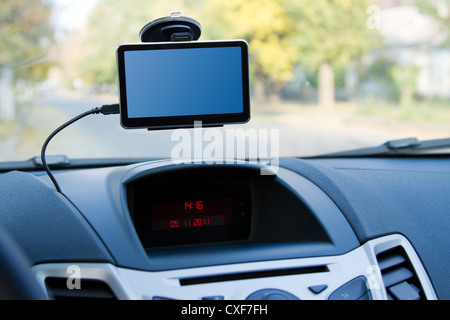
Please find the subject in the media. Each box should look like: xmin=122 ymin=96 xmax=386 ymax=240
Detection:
xmin=1 ymin=0 xmax=449 ymax=160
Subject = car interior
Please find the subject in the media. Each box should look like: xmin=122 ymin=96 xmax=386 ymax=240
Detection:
xmin=0 ymin=2 xmax=448 ymax=302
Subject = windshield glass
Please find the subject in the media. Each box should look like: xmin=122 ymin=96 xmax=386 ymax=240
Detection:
xmin=1 ymin=0 xmax=449 ymax=162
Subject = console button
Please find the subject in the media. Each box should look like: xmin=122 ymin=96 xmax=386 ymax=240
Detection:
xmin=328 ymin=277 xmax=371 ymax=300
xmin=246 ymin=289 xmax=299 ymax=300
xmin=308 ymin=285 xmax=328 ymax=294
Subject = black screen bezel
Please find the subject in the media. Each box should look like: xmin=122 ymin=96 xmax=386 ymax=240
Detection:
xmin=116 ymin=40 xmax=250 ymax=130
xmin=129 ymin=172 xmax=252 ymax=248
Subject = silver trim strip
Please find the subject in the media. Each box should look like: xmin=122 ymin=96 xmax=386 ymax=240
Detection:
xmin=33 ymin=234 xmax=437 ymax=300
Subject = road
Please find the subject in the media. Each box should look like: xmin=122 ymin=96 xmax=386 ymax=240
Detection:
xmin=13 ymin=90 xmax=180 ymax=160
xmin=4 ymin=89 xmax=448 ymax=162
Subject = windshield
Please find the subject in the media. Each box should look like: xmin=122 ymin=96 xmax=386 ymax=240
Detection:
xmin=1 ymin=0 xmax=449 ymax=162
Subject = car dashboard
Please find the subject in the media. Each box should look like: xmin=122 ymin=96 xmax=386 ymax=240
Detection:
xmin=0 ymin=156 xmax=448 ymax=300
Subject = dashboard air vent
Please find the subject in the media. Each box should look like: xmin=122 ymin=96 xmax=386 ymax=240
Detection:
xmin=376 ymin=246 xmax=424 ymax=300
xmin=44 ymin=277 xmax=117 ymax=300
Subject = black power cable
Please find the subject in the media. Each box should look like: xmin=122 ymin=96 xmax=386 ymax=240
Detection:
xmin=40 ymin=104 xmax=120 ymax=193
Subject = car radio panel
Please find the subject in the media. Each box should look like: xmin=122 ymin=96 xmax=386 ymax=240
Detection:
xmin=129 ymin=173 xmax=251 ymax=247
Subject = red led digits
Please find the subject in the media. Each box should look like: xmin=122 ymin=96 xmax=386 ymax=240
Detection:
xmin=169 ymin=201 xmax=209 ymax=228
xmin=184 ymin=200 xmax=204 ymax=211
xmin=156 ymin=198 xmax=232 ymax=230
xmin=177 ymin=218 xmax=212 ymax=228
xmin=193 ymin=218 xmax=211 ymax=226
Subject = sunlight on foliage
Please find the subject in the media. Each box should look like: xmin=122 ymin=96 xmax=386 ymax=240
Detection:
xmin=70 ymin=0 xmax=379 ymax=104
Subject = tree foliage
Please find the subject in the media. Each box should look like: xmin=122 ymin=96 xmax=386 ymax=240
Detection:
xmin=212 ymin=0 xmax=378 ymax=103
xmin=417 ymin=0 xmax=450 ymax=45
xmin=286 ymin=0 xmax=377 ymax=73
xmin=202 ymin=0 xmax=299 ymax=100
xmin=286 ymin=0 xmax=379 ymax=106
xmin=74 ymin=0 xmax=378 ymax=103
xmin=76 ymin=0 xmax=201 ymax=84
xmin=0 ymin=0 xmax=53 ymax=81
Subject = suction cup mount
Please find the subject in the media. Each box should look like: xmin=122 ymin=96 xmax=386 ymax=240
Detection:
xmin=139 ymin=12 xmax=201 ymax=43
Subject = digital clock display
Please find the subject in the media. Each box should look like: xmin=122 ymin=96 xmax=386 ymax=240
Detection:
xmin=151 ymin=198 xmax=233 ymax=231
xmin=130 ymin=172 xmax=251 ymax=247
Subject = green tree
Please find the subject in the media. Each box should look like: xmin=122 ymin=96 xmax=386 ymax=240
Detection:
xmin=203 ymin=0 xmax=378 ymax=106
xmin=74 ymin=0 xmax=378 ymax=106
xmin=286 ymin=0 xmax=379 ymax=107
xmin=75 ymin=0 xmax=202 ymax=86
xmin=0 ymin=0 xmax=53 ymax=120
xmin=202 ymin=0 xmax=300 ymax=102
xmin=417 ymin=0 xmax=450 ymax=45
xmin=75 ymin=0 xmax=298 ymax=101
xmin=391 ymin=64 xmax=419 ymax=106
xmin=0 ymin=0 xmax=53 ymax=75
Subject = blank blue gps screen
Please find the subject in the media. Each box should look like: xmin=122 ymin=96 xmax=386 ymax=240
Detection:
xmin=124 ymin=46 xmax=244 ymax=119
